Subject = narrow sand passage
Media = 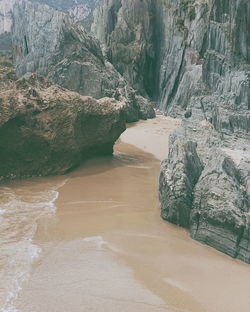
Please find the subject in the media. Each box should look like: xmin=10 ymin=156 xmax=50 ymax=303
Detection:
xmin=2 ymin=116 xmax=250 ymax=312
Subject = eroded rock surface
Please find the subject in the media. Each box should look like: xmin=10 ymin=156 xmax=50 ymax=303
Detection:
xmin=158 ymin=0 xmax=250 ymax=263
xmin=0 ymin=0 xmax=17 ymax=56
xmin=160 ymin=117 xmax=250 ymax=263
xmin=0 ymin=62 xmax=126 ymax=180
xmin=30 ymin=0 xmax=100 ymax=26
xmin=93 ymin=0 xmax=250 ymax=262
xmin=12 ymin=0 xmax=155 ymax=122
xmin=92 ymin=0 xmax=157 ymax=97
xmin=1 ymin=0 xmax=249 ymax=262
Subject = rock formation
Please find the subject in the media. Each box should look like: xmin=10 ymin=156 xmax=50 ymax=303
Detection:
xmin=0 ymin=0 xmax=100 ymax=35
xmin=92 ymin=0 xmax=250 ymax=263
xmin=0 ymin=60 xmax=126 ymax=180
xmin=157 ymin=0 xmax=250 ymax=262
xmin=29 ymin=0 xmax=101 ymax=30
xmin=91 ymin=0 xmax=157 ymax=98
xmin=12 ymin=0 xmax=155 ymax=122
xmin=0 ymin=0 xmax=17 ymax=56
xmin=1 ymin=0 xmax=249 ymax=262
xmin=160 ymin=117 xmax=250 ymax=263
xmin=0 ymin=0 xmax=100 ymax=57
xmin=0 ymin=0 xmax=17 ymax=34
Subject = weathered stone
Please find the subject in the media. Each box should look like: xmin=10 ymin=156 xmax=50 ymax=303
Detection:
xmin=160 ymin=136 xmax=203 ymax=228
xmin=91 ymin=0 xmax=250 ymax=263
xmin=30 ymin=0 xmax=101 ymax=27
xmin=160 ymin=115 xmax=250 ymax=263
xmin=92 ymin=0 xmax=157 ymax=97
xmin=153 ymin=0 xmax=250 ymax=263
xmin=12 ymin=0 xmax=155 ymax=122
xmin=0 ymin=63 xmax=126 ymax=180
xmin=191 ymin=149 xmax=250 ymax=263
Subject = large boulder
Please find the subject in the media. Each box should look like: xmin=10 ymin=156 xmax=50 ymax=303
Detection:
xmin=0 ymin=63 xmax=126 ymax=180
xmin=160 ymin=138 xmax=204 ymax=228
xmin=191 ymin=149 xmax=250 ymax=262
xmin=160 ymin=117 xmax=250 ymax=263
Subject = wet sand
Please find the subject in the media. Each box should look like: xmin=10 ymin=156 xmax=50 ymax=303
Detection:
xmin=2 ymin=116 xmax=250 ymax=312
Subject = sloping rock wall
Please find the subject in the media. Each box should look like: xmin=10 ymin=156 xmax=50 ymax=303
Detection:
xmin=12 ymin=0 xmax=155 ymax=122
xmin=92 ymin=0 xmax=157 ymax=97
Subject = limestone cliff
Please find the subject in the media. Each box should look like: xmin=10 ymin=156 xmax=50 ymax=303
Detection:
xmin=0 ymin=0 xmax=17 ymax=56
xmin=92 ymin=0 xmax=157 ymax=97
xmin=0 ymin=0 xmax=17 ymax=34
xmin=30 ymin=0 xmax=101 ymax=29
xmin=0 ymin=59 xmax=126 ymax=180
xmin=0 ymin=0 xmax=99 ymax=56
xmin=0 ymin=0 xmax=100 ymax=34
xmin=157 ymin=0 xmax=250 ymax=262
xmin=12 ymin=0 xmax=155 ymax=122
xmin=92 ymin=0 xmax=249 ymax=116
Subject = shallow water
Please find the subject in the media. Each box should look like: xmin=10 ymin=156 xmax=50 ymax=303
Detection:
xmin=1 ymin=116 xmax=250 ymax=312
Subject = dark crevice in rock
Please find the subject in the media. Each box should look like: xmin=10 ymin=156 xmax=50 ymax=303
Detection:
xmin=166 ymin=46 xmax=186 ymax=111
xmin=24 ymin=35 xmax=29 ymax=55
xmin=106 ymin=0 xmax=122 ymax=38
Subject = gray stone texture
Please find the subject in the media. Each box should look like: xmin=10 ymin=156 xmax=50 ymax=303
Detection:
xmin=12 ymin=0 xmax=155 ymax=122
xmin=156 ymin=0 xmax=250 ymax=263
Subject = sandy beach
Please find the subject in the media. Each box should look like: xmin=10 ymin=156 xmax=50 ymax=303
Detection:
xmin=1 ymin=116 xmax=250 ymax=312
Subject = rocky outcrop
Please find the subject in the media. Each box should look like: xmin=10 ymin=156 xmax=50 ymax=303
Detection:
xmin=92 ymin=0 xmax=157 ymax=97
xmin=92 ymin=0 xmax=249 ymax=115
xmin=0 ymin=32 xmax=12 ymax=56
xmin=12 ymin=0 xmax=155 ymax=122
xmin=30 ymin=0 xmax=99 ymax=19
xmin=0 ymin=0 xmax=17 ymax=34
xmin=94 ymin=0 xmax=250 ymax=262
xmin=0 ymin=61 xmax=126 ymax=180
xmin=0 ymin=0 xmax=17 ymax=56
xmin=0 ymin=0 xmax=100 ymax=57
xmin=3 ymin=0 xmax=249 ymax=262
xmin=91 ymin=0 xmax=208 ymax=103
xmin=160 ymin=117 xmax=250 ymax=263
xmin=160 ymin=138 xmax=204 ymax=228
xmin=0 ymin=0 xmax=101 ymax=57
xmin=159 ymin=0 xmax=250 ymax=263
xmin=0 ymin=0 xmax=100 ymax=34
xmin=30 ymin=0 xmax=101 ymax=30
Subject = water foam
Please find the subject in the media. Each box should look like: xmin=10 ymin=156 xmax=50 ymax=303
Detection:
xmin=0 ymin=180 xmax=66 ymax=312
xmin=83 ymin=236 xmax=107 ymax=248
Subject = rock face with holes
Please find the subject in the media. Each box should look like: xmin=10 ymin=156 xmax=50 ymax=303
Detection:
xmin=0 ymin=62 xmax=126 ymax=180
xmin=11 ymin=0 xmax=155 ymax=122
